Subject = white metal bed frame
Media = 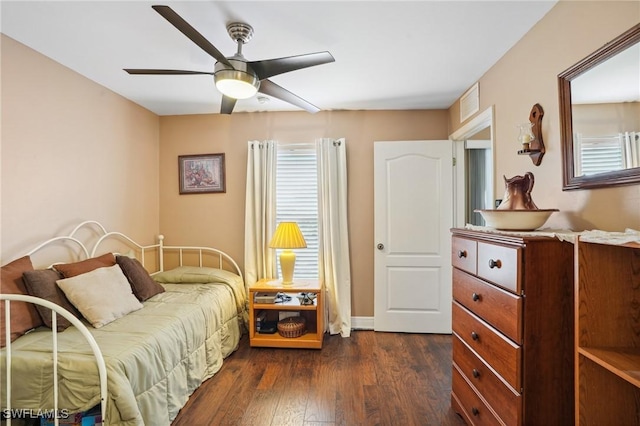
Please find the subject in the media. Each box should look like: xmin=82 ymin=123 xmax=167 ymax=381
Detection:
xmin=1 ymin=220 xmax=243 ymax=426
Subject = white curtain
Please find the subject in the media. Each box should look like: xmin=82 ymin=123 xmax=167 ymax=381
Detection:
xmin=316 ymin=138 xmax=351 ymax=337
xmin=244 ymin=140 xmax=278 ymax=288
xmin=623 ymin=131 xmax=640 ymax=169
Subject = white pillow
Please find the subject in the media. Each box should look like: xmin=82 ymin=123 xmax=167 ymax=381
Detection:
xmin=57 ymin=264 xmax=143 ymax=328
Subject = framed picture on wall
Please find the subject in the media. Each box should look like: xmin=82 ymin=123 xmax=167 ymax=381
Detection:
xmin=178 ymin=153 xmax=226 ymax=194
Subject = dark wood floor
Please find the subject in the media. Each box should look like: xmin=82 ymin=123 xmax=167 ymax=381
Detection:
xmin=172 ymin=331 xmax=466 ymax=426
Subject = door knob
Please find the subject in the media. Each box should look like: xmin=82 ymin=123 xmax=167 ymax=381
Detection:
xmin=377 ymin=243 xmax=384 ymax=250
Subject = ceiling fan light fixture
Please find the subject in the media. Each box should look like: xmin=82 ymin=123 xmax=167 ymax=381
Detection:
xmin=128 ymin=6 xmax=334 ymax=113
xmin=214 ymin=69 xmax=260 ymax=99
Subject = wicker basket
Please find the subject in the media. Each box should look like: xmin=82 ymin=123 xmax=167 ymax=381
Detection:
xmin=277 ymin=316 xmax=306 ymax=338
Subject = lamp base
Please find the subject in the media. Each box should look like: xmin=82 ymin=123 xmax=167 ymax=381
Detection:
xmin=279 ymin=250 xmax=296 ymax=285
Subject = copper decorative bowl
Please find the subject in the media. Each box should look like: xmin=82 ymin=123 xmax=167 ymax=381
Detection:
xmin=475 ymin=209 xmax=558 ymax=231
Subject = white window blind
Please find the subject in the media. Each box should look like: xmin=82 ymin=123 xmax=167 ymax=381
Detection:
xmin=275 ymin=144 xmax=319 ymax=279
xmin=576 ymin=134 xmax=625 ymax=176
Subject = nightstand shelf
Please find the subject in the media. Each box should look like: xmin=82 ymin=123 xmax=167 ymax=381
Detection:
xmin=248 ymin=279 xmax=324 ymax=349
xmin=253 ymin=301 xmax=318 ymax=311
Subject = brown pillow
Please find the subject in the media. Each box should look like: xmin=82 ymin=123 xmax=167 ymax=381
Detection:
xmin=116 ymin=256 xmax=165 ymax=301
xmin=54 ymin=253 xmax=116 ymax=278
xmin=23 ymin=269 xmax=82 ymax=331
xmin=0 ymin=256 xmax=42 ymax=347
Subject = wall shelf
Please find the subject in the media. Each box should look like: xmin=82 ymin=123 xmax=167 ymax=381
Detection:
xmin=518 ymin=104 xmax=545 ymax=166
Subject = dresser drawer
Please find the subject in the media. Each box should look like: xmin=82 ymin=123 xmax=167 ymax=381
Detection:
xmin=477 ymin=242 xmax=522 ymax=293
xmin=453 ymin=335 xmax=521 ymax=426
xmin=453 ymin=268 xmax=523 ymax=343
xmin=452 ymin=365 xmax=505 ymax=426
xmin=452 ymin=301 xmax=521 ymax=390
xmin=452 ymin=236 xmax=477 ymax=275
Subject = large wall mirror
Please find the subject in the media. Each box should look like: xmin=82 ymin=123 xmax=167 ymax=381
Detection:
xmin=559 ymin=23 xmax=640 ymax=190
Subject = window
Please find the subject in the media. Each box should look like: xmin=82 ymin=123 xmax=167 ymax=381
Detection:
xmin=275 ymin=144 xmax=319 ymax=279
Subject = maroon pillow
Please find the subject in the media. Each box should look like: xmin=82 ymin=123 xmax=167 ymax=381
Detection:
xmin=54 ymin=253 xmax=116 ymax=278
xmin=116 ymin=256 xmax=165 ymax=301
xmin=0 ymin=256 xmax=42 ymax=347
xmin=23 ymin=269 xmax=82 ymax=331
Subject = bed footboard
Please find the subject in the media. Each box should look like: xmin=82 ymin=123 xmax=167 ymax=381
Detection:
xmin=1 ymin=294 xmax=107 ymax=426
xmin=159 ymin=239 xmax=243 ymax=282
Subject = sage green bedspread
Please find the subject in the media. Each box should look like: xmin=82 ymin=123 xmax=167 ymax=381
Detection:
xmin=1 ymin=267 xmax=246 ymax=426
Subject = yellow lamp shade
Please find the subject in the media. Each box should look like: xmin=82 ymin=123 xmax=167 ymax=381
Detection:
xmin=269 ymin=222 xmax=307 ymax=249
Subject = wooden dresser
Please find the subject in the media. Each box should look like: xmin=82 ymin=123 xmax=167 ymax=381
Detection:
xmin=450 ymin=229 xmax=574 ymax=425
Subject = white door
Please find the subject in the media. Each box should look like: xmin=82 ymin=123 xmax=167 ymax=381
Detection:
xmin=373 ymin=140 xmax=454 ymax=333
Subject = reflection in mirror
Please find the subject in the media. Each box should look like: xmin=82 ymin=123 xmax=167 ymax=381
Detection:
xmin=559 ymin=23 xmax=640 ymax=190
xmin=572 ymin=42 xmax=640 ymax=176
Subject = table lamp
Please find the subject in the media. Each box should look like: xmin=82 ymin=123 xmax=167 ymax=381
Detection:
xmin=269 ymin=222 xmax=307 ymax=285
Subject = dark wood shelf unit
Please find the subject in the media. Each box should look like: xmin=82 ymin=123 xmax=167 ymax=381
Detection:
xmin=575 ymin=239 xmax=640 ymax=424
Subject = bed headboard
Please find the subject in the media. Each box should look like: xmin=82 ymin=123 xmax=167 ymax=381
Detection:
xmin=15 ymin=220 xmax=243 ymax=282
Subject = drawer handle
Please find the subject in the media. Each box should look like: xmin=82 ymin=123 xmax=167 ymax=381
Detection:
xmin=472 ymin=369 xmax=480 ymax=378
xmin=457 ymin=250 xmax=467 ymax=258
xmin=472 ymin=293 xmax=480 ymax=302
xmin=488 ymin=258 xmax=502 ymax=269
xmin=472 ymin=407 xmax=480 ymax=416
xmin=471 ymin=331 xmax=479 ymax=341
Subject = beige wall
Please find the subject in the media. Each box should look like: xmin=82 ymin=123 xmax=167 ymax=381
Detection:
xmin=1 ymin=35 xmax=160 ymax=266
xmin=158 ymin=110 xmax=449 ymax=317
xmin=449 ymin=0 xmax=640 ymax=231
xmin=573 ymin=102 xmax=640 ymax=135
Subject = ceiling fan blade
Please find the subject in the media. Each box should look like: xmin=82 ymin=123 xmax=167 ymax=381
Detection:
xmin=152 ymin=5 xmax=233 ymax=68
xmin=249 ymin=51 xmax=335 ymax=80
xmin=124 ymin=69 xmax=214 ymax=75
xmin=258 ymin=79 xmax=320 ymax=113
xmin=220 ymin=96 xmax=237 ymax=114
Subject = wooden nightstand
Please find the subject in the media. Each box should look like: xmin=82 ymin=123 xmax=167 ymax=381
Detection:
xmin=248 ymin=279 xmax=324 ymax=349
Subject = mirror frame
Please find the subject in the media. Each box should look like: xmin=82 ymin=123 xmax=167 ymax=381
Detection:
xmin=559 ymin=23 xmax=640 ymax=190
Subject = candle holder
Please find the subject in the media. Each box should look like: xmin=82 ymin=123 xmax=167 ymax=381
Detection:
xmin=518 ymin=122 xmax=535 ymax=151
xmin=517 ymin=103 xmax=545 ymax=166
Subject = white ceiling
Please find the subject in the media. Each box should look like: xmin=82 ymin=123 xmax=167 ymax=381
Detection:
xmin=1 ymin=1 xmax=557 ymax=116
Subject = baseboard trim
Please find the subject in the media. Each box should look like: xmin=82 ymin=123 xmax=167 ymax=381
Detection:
xmin=351 ymin=316 xmax=374 ymax=330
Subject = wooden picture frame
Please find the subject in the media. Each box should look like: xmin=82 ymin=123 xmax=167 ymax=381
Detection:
xmin=178 ymin=153 xmax=226 ymax=194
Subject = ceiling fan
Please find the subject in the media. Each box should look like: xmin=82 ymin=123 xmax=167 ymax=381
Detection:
xmin=124 ymin=5 xmax=335 ymax=114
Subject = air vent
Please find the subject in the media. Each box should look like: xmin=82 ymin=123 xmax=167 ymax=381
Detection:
xmin=460 ymin=83 xmax=480 ymax=123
